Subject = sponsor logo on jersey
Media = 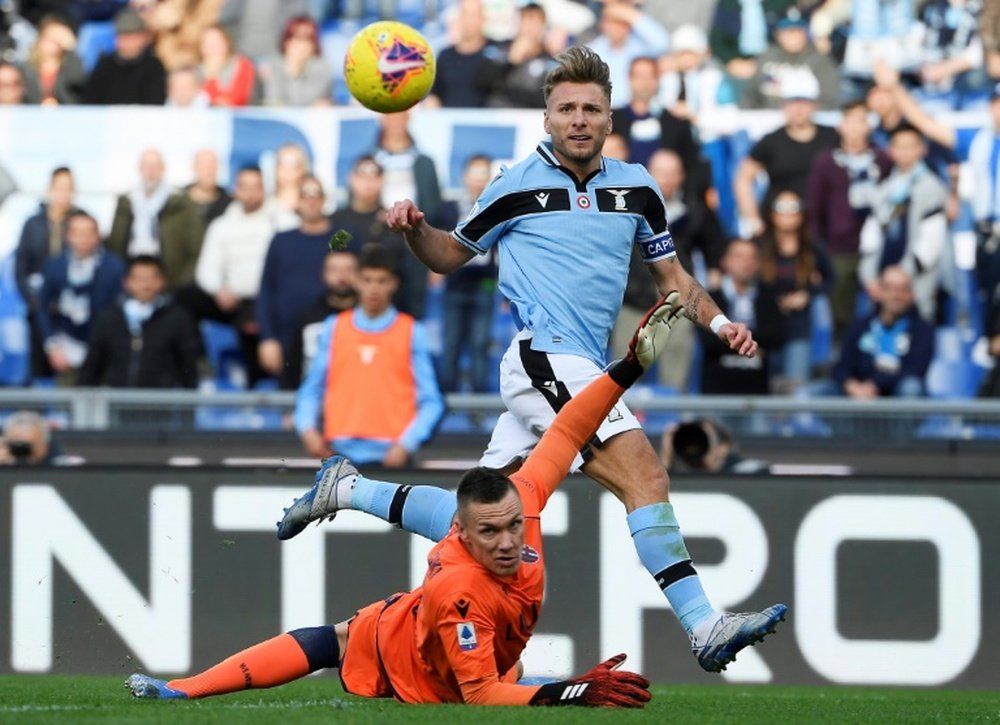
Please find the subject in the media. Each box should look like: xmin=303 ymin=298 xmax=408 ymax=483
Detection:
xmin=521 ymin=544 xmax=539 ymax=563
xmin=359 ymin=345 xmax=377 ymax=364
xmin=535 ymin=192 xmax=550 ymax=208
xmin=576 ymin=195 xmax=591 ymax=208
xmin=457 ymin=622 xmax=478 ymax=651
xmin=454 ymin=598 xmax=470 ymax=618
xmin=607 ymin=405 xmax=623 ymax=423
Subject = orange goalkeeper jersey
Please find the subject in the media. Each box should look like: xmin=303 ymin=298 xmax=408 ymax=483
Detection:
xmin=370 ymin=373 xmax=626 ymax=705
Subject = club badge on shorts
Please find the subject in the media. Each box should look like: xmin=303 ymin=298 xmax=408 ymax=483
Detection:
xmin=457 ymin=622 xmax=478 ymax=651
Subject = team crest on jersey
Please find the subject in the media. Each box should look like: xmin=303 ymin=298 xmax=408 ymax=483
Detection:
xmin=457 ymin=622 xmax=478 ymax=651
xmin=576 ymin=194 xmax=591 ymax=208
xmin=521 ymin=544 xmax=539 ymax=563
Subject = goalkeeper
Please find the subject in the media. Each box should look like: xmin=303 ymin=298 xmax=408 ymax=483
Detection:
xmin=127 ymin=294 xmax=684 ymax=708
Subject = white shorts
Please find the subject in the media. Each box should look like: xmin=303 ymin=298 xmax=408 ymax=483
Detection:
xmin=479 ymin=330 xmax=641 ymax=472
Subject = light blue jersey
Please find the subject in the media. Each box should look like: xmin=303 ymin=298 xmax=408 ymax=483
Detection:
xmin=453 ymin=141 xmax=676 ymax=365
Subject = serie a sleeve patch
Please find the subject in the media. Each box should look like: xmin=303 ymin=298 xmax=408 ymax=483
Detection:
xmin=456 ymin=622 xmax=478 ymax=651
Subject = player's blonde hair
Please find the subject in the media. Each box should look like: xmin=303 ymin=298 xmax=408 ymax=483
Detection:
xmin=542 ymin=46 xmax=612 ymax=105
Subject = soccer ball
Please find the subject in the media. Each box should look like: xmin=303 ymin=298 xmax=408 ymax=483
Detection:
xmin=344 ymin=21 xmax=436 ymax=113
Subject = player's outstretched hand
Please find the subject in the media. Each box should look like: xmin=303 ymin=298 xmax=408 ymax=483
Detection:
xmin=528 ymin=653 xmax=651 ymax=708
xmin=628 ymin=290 xmax=683 ymax=372
xmin=385 ymin=199 xmax=425 ymax=233
xmin=718 ymin=320 xmax=758 ymax=358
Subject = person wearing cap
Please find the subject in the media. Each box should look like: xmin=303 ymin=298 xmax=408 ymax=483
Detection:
xmin=734 ymin=68 xmax=838 ymax=237
xmin=741 ymin=7 xmax=839 ymax=110
xmin=657 ymin=24 xmax=736 ymax=142
xmin=84 ymin=7 xmax=166 ymax=104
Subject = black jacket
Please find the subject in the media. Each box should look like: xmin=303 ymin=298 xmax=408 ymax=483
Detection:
xmin=698 ymin=283 xmax=786 ymax=395
xmin=84 ymin=46 xmax=166 ymax=105
xmin=78 ymin=298 xmax=200 ymax=388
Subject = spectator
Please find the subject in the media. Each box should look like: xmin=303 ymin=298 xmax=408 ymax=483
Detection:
xmin=697 ymin=237 xmax=785 ymax=394
xmin=22 ymin=14 xmax=86 ymax=106
xmin=257 ymin=15 xmax=332 ymax=107
xmin=330 ymin=155 xmax=427 ymax=318
xmin=858 ymin=125 xmax=948 ymax=323
xmin=427 ymin=0 xmax=503 ymax=108
xmin=35 ymin=211 xmax=126 ymax=382
xmin=0 ymin=411 xmax=61 ymax=466
xmin=256 ymin=175 xmax=334 ymax=385
xmin=106 ymin=148 xmax=205 ymax=290
xmin=15 ymin=166 xmax=80 ymax=379
xmin=757 ymin=190 xmax=833 ymax=392
xmin=808 ymin=100 xmax=893 ymax=340
xmin=271 ymin=142 xmax=309 ymax=230
xmin=435 ymin=154 xmax=497 ymax=393
xmin=294 ymin=244 xmax=444 ymax=467
xmin=984 ymin=0 xmax=1000 ymax=81
xmin=182 ymin=165 xmax=281 ymax=387
xmin=613 ymin=56 xmax=700 ymax=169
xmin=585 ymin=0 xmax=669 ymax=107
xmin=734 ymin=70 xmax=838 ymax=236
xmin=166 ymin=64 xmax=210 ymax=106
xmin=84 ymin=7 xmax=167 ymax=105
xmin=657 ymin=24 xmax=736 ymax=142
xmin=78 ymin=254 xmax=200 ymax=388
xmin=741 ymin=7 xmax=840 ymax=110
xmin=0 ymin=2 xmax=37 ymax=65
xmin=184 ymin=148 xmax=231 ymax=228
xmin=841 ymin=0 xmax=922 ymax=82
xmin=0 ymin=61 xmax=26 ymax=104
xmin=218 ymin=0 xmax=310 ymax=62
xmin=132 ymin=0 xmax=223 ymax=71
xmin=284 ymin=248 xmax=358 ymax=389
xmin=914 ymin=0 xmax=986 ymax=112
xmin=602 ymin=131 xmax=630 ymax=160
xmin=484 ymin=2 xmax=556 ymax=108
xmin=708 ymin=0 xmax=798 ymax=66
xmin=371 ymin=111 xmax=444 ymax=227
xmin=645 ymin=0 xmax=719 ymax=36
xmin=977 ymin=301 xmax=1000 ymax=396
xmin=811 ymin=265 xmax=934 ymax=398
xmin=612 ymin=148 xmax=726 ymax=392
xmin=197 ymin=23 xmax=256 ymax=107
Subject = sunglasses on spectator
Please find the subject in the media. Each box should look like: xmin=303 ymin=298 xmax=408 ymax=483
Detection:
xmin=773 ymin=200 xmax=802 ymax=215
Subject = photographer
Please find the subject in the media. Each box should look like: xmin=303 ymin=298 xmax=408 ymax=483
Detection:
xmin=0 ymin=410 xmax=58 ymax=466
xmin=660 ymin=418 xmax=768 ymax=474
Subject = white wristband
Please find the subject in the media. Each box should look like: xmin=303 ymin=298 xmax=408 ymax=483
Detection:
xmin=709 ymin=314 xmax=731 ymax=335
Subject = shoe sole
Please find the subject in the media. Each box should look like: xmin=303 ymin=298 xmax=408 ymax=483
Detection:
xmin=698 ymin=604 xmax=787 ymax=673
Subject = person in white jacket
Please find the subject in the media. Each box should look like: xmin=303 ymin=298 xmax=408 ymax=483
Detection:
xmin=177 ymin=165 xmax=285 ymax=386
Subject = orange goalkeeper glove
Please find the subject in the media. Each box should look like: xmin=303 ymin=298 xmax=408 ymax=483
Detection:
xmin=528 ymin=653 xmax=651 ymax=708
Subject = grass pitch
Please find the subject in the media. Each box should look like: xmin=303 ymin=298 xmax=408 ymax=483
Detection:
xmin=0 ymin=675 xmax=998 ymax=724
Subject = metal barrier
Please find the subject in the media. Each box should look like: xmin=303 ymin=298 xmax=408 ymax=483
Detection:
xmin=0 ymin=387 xmax=999 ymax=442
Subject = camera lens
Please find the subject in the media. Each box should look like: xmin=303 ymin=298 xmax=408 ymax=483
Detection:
xmin=673 ymin=422 xmax=709 ymax=468
xmin=7 ymin=439 xmax=32 ymax=461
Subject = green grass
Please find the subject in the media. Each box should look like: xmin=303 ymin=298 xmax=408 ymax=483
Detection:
xmin=0 ymin=676 xmax=998 ymax=724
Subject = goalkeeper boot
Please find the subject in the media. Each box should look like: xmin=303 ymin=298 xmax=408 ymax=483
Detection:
xmin=692 ymin=603 xmax=787 ymax=673
xmin=276 ymin=456 xmax=359 ymax=540
xmin=125 ymin=673 xmax=188 ymax=700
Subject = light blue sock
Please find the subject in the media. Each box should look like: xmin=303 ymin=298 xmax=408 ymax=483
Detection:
xmin=350 ymin=476 xmax=456 ymax=542
xmin=626 ymin=502 xmax=717 ymax=635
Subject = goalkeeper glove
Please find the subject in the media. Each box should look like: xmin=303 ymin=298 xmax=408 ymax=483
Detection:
xmin=528 ymin=653 xmax=651 ymax=708
xmin=610 ymin=291 xmax=683 ymax=388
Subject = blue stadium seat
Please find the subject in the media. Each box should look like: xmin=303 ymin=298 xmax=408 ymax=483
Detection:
xmin=77 ymin=21 xmax=117 ymax=72
xmin=199 ymin=320 xmax=247 ymax=390
xmin=925 ymin=325 xmax=986 ymax=399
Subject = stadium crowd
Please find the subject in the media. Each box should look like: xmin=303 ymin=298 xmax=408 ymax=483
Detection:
xmin=0 ymin=0 xmax=999 ymax=434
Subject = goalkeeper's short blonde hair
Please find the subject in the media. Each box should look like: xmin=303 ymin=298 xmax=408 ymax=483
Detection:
xmin=542 ymin=46 xmax=612 ymax=105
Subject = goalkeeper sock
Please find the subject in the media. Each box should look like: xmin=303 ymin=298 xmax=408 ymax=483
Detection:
xmin=350 ymin=476 xmax=457 ymax=542
xmin=167 ymin=631 xmax=317 ymax=698
xmin=627 ymin=502 xmax=717 ymax=636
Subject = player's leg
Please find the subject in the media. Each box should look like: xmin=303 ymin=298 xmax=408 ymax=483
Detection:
xmin=494 ymin=340 xmax=785 ymax=672
xmin=126 ymin=624 xmax=343 ymax=699
xmin=276 ymin=455 xmax=457 ymax=542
